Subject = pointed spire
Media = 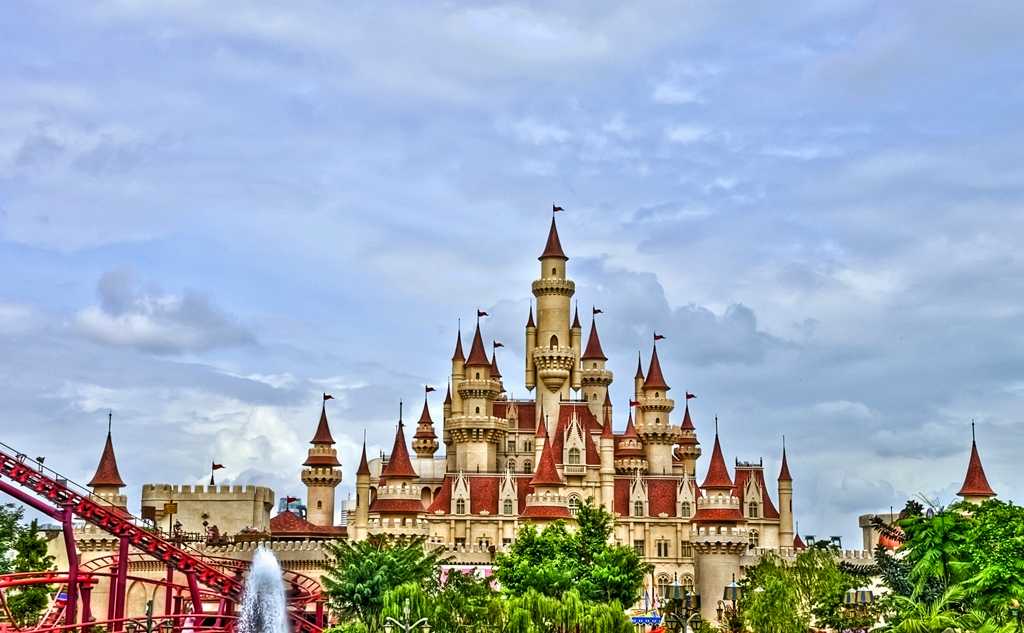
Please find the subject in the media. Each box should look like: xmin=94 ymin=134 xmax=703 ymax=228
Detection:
xmin=414 ymin=396 xmax=437 ymax=439
xmin=643 ymin=343 xmax=669 ymax=391
xmin=539 ymin=216 xmax=568 ymax=261
xmin=634 ymin=351 xmax=645 ymax=380
xmin=465 ymin=321 xmax=490 ymax=367
xmin=701 ymin=424 xmax=733 ymax=489
xmin=310 ymin=402 xmax=336 ymax=445
xmin=356 ymin=434 xmax=371 ymax=477
xmin=490 ymin=349 xmax=502 ymax=379
xmin=571 ymin=305 xmax=581 ymax=329
xmin=957 ymin=423 xmax=995 ymax=498
xmin=381 ymin=405 xmax=417 ymax=479
xmin=681 ymin=403 xmax=695 ymax=430
xmin=601 ymin=398 xmax=614 ymax=440
xmin=535 ymin=408 xmax=548 ymax=439
xmin=526 ymin=305 xmax=535 ymax=328
xmin=451 ymin=324 xmax=465 ymax=362
xmin=88 ymin=424 xmax=125 ymax=488
xmin=623 ymin=411 xmax=638 ymax=438
xmin=778 ymin=437 xmax=792 ymax=482
xmin=531 ymin=430 xmax=564 ymax=486
xmin=443 ymin=382 xmax=452 ymax=406
xmin=581 ymin=316 xmax=607 ymax=361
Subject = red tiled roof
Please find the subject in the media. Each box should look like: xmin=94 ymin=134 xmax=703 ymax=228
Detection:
xmin=381 ymin=419 xmax=417 ymax=479
xmin=356 ymin=441 xmax=371 ymax=477
xmin=451 ymin=329 xmax=465 ymax=362
xmin=531 ymin=432 xmax=563 ymax=486
xmin=581 ymin=318 xmax=607 ymax=361
xmin=469 ymin=476 xmax=499 ymax=515
xmin=517 ymin=475 xmax=533 ymax=513
xmin=492 ymin=401 xmax=537 ymax=431
xmin=535 ymin=410 xmax=548 ymax=438
xmin=427 ymin=476 xmax=453 ymax=513
xmin=602 ymin=410 xmax=614 ymax=439
xmin=444 ymin=383 xmax=452 ymax=405
xmin=521 ymin=505 xmax=572 ymax=518
xmin=701 ymin=433 xmax=733 ymax=489
xmin=692 ymin=507 xmax=744 ymax=522
xmin=778 ymin=447 xmax=792 ymax=482
xmin=547 ymin=404 xmax=601 ymax=466
xmin=539 ymin=216 xmax=568 ymax=261
xmin=303 ymin=453 xmax=341 ymax=467
xmin=370 ymin=497 xmax=425 ymax=514
xmin=680 ymin=404 xmax=695 ymax=431
xmin=793 ymin=533 xmax=806 ymax=550
xmin=878 ymin=531 xmax=901 ymax=550
xmin=88 ymin=432 xmax=125 ymax=488
xmin=958 ymin=440 xmax=995 ymax=497
xmin=414 ymin=398 xmax=436 ymax=440
xmin=733 ymin=468 xmax=779 ymax=519
xmin=648 ymin=479 xmax=677 ymax=516
xmin=623 ymin=412 xmax=638 ymax=437
xmin=465 ymin=322 xmax=490 ymax=367
xmin=643 ymin=344 xmax=669 ymax=391
xmin=310 ymin=404 xmax=335 ymax=444
xmin=614 ymin=478 xmax=629 ymax=515
xmin=270 ymin=510 xmax=346 ymax=537
xmin=490 ymin=351 xmax=502 ymax=379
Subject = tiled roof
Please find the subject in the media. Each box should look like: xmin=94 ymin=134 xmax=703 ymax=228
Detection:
xmin=490 ymin=351 xmax=502 ymax=379
xmin=539 ymin=216 xmax=568 ymax=261
xmin=270 ymin=510 xmax=346 ymax=537
xmin=692 ymin=507 xmax=744 ymax=522
xmin=680 ymin=404 xmax=695 ymax=431
xmin=356 ymin=441 xmax=371 ymax=477
xmin=303 ymin=453 xmax=341 ymax=467
xmin=648 ymin=479 xmax=677 ymax=516
xmin=414 ymin=398 xmax=437 ymax=440
xmin=469 ymin=477 xmax=499 ymax=515
xmin=958 ymin=440 xmax=995 ymax=497
xmin=88 ymin=432 xmax=125 ymax=488
xmin=444 ymin=383 xmax=452 ymax=406
xmin=521 ymin=505 xmax=572 ymax=518
xmin=451 ymin=329 xmax=465 ymax=362
xmin=369 ymin=497 xmax=425 ymax=514
xmin=427 ymin=476 xmax=452 ymax=513
xmin=581 ymin=318 xmax=607 ymax=361
xmin=614 ymin=478 xmax=630 ymax=515
xmin=733 ymin=468 xmax=780 ymax=519
xmin=310 ymin=404 xmax=335 ymax=444
xmin=547 ymin=404 xmax=601 ymax=466
xmin=531 ymin=432 xmax=563 ymax=486
xmin=526 ymin=306 xmax=535 ymax=328
xmin=701 ymin=433 xmax=733 ymax=489
xmin=643 ymin=344 xmax=669 ymax=391
xmin=635 ymin=352 xmax=644 ymax=379
xmin=778 ymin=447 xmax=792 ymax=481
xmin=465 ymin=322 xmax=490 ymax=367
xmin=793 ymin=533 xmax=806 ymax=550
xmin=380 ymin=419 xmax=417 ymax=479
xmin=571 ymin=306 xmax=581 ymax=330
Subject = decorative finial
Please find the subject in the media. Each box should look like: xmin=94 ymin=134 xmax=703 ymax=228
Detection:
xmin=715 ymin=415 xmax=719 ymax=434
xmin=971 ymin=419 xmax=976 ymax=443
xmin=107 ymin=410 xmax=112 ymax=434
xmin=399 ymin=400 xmax=403 ymax=423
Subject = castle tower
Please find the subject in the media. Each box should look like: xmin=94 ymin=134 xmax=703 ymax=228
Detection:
xmin=613 ymin=409 xmax=647 ymax=474
xmin=777 ymin=440 xmax=794 ymax=550
xmin=693 ymin=426 xmax=747 ymax=622
xmin=957 ymin=424 xmax=996 ymax=504
xmin=301 ymin=397 xmax=342 ymax=526
xmin=633 ymin=352 xmax=644 ymax=401
xmin=580 ymin=313 xmax=613 ymax=419
xmin=88 ymin=414 xmax=127 ymax=509
xmin=449 ymin=322 xmax=506 ymax=472
xmin=528 ymin=216 xmax=577 ymax=434
xmin=353 ymin=438 xmax=371 ymax=540
xmin=369 ymin=408 xmax=426 ymax=535
xmin=524 ymin=306 xmax=537 ymax=389
xmin=570 ymin=306 xmax=583 ymax=391
xmin=636 ymin=342 xmax=681 ymax=475
xmin=490 ymin=346 xmax=505 ymax=396
xmin=412 ymin=391 xmax=439 ymax=459
xmin=521 ymin=425 xmax=571 ymax=521
xmin=599 ymin=395 xmax=616 ymax=512
xmin=674 ymin=402 xmax=701 ymax=477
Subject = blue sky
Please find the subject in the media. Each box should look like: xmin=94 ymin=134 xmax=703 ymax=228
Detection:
xmin=2 ymin=1 xmax=1023 ymax=546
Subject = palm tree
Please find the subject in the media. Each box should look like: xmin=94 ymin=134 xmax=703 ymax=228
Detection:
xmin=883 ymin=586 xmax=963 ymax=633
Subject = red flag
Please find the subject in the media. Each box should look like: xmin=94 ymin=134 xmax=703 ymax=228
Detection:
xmin=323 ymin=393 xmax=334 ymax=401
xmin=653 ymin=332 xmax=666 ymax=341
xmin=477 ymin=309 xmax=489 ymax=318
xmin=552 ymin=204 xmax=564 ymax=213
xmin=686 ymin=392 xmax=696 ymax=400
xmin=493 ymin=341 xmax=504 ymax=348
xmin=285 ymin=496 xmax=299 ymax=504
xmin=425 ymin=385 xmax=437 ymax=393
xmin=592 ymin=306 xmax=603 ymax=315
xmin=629 ymin=399 xmax=640 ymax=407
xmin=211 ymin=462 xmax=225 ymax=471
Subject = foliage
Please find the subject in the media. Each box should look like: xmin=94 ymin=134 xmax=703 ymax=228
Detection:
xmin=741 ymin=554 xmax=807 ymax=633
xmin=502 ymin=588 xmax=632 ymax=633
xmin=7 ymin=518 xmax=56 ymax=627
xmin=494 ymin=499 xmax=649 ymax=606
xmin=380 ymin=573 xmax=503 ymax=633
xmin=320 ymin=533 xmax=451 ymax=626
xmin=0 ymin=503 xmax=24 ymax=575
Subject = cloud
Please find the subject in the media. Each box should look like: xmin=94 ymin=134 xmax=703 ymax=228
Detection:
xmin=507 ymin=117 xmax=570 ymax=145
xmin=74 ymin=270 xmax=254 ymax=354
xmin=665 ymin=124 xmax=711 ymax=144
xmin=652 ymin=81 xmax=702 ymax=105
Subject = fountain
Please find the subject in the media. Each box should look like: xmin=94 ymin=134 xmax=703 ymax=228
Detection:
xmin=237 ymin=547 xmax=290 ymax=633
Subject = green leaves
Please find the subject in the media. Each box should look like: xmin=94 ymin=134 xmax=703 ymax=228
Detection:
xmin=5 ymin=517 xmax=55 ymax=627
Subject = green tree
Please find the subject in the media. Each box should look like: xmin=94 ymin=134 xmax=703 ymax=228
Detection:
xmin=321 ymin=534 xmax=450 ymax=626
xmin=502 ymin=587 xmax=632 ymax=633
xmin=742 ymin=554 xmax=807 ymax=633
xmin=0 ymin=503 xmax=24 ymax=575
xmin=7 ymin=518 xmax=55 ymax=627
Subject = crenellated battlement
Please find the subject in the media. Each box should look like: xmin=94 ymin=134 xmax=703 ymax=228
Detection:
xmin=141 ymin=483 xmax=275 ymax=500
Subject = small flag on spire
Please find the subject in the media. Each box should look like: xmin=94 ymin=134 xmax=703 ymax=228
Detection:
xmin=212 ymin=462 xmax=225 ymax=471
xmin=686 ymin=392 xmax=696 ymax=400
xmin=425 ymin=385 xmax=437 ymax=393
xmin=552 ymin=203 xmax=564 ymax=213
xmin=323 ymin=393 xmax=334 ymax=401
xmin=285 ymin=496 xmax=299 ymax=504
xmin=629 ymin=399 xmax=640 ymax=407
xmin=592 ymin=306 xmax=603 ymax=315
xmin=477 ymin=309 xmax=489 ymax=318
xmin=493 ymin=341 xmax=504 ymax=348
xmin=654 ymin=332 xmax=666 ymax=341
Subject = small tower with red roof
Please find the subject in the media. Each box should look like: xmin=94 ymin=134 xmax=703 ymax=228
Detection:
xmin=778 ymin=439 xmax=795 ymax=549
xmin=580 ymin=312 xmax=613 ymax=420
xmin=522 ymin=424 xmax=572 ymax=521
xmin=412 ymin=392 xmax=439 ymax=459
xmin=448 ymin=320 xmax=505 ymax=472
xmin=636 ymin=341 xmax=682 ymax=475
xmin=88 ymin=413 xmax=127 ymax=509
xmin=351 ymin=437 xmax=372 ymax=540
xmin=674 ymin=400 xmax=702 ymax=477
xmin=369 ymin=405 xmax=426 ymax=535
xmin=301 ymin=396 xmax=342 ymax=526
xmin=614 ymin=409 xmax=648 ymax=474
xmin=957 ymin=423 xmax=996 ymax=505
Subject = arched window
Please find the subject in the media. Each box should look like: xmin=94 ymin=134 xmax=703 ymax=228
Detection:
xmin=523 ymin=460 xmax=531 ymax=473
xmin=748 ymin=502 xmax=759 ymax=518
xmin=655 ymin=392 xmax=660 ymax=398
xmin=682 ymin=575 xmax=695 ymax=591
xmin=749 ymin=529 xmax=760 ymax=548
xmin=680 ymin=501 xmax=691 ymax=517
xmin=475 ymin=372 xmax=480 ymax=379
xmin=506 ymin=459 xmax=516 ymax=471
xmin=568 ymin=496 xmax=581 ymax=516
xmin=549 ymin=334 xmax=558 ymax=348
xmin=591 ymin=393 xmax=597 ymax=400
xmin=316 ymin=500 xmax=322 ymax=509
xmin=633 ymin=501 xmax=644 ymax=516
xmin=456 ymin=499 xmax=466 ymax=515
xmin=592 ymin=362 xmax=597 ymax=368
xmin=568 ymin=447 xmax=581 ymax=465
xmin=657 ymin=574 xmax=671 ymax=600
xmin=551 ymin=267 xmax=556 ymax=275
xmin=475 ymin=406 xmax=481 ymax=414
xmin=503 ymin=499 xmax=514 ymax=515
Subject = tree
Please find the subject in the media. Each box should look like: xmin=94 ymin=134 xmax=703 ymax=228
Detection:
xmin=495 ymin=500 xmax=648 ymax=606
xmin=321 ymin=533 xmax=450 ymax=626
xmin=7 ymin=518 xmax=55 ymax=627
xmin=741 ymin=554 xmax=807 ymax=633
xmin=502 ymin=588 xmax=632 ymax=633
xmin=0 ymin=503 xmax=24 ymax=575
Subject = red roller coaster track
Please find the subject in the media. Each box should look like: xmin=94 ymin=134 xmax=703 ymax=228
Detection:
xmin=0 ymin=442 xmax=325 ymax=633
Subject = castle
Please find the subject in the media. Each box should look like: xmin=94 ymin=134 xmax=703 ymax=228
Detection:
xmin=61 ymin=215 xmax=999 ymax=624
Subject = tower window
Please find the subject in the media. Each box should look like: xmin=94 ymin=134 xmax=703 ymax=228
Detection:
xmin=549 ymin=335 xmax=558 ymax=348
xmin=551 ymin=267 xmax=556 ymax=275
xmin=456 ymin=499 xmax=466 ymax=515
xmin=475 ymin=372 xmax=480 ymax=379
xmin=317 ymin=500 xmax=322 ymax=509
xmin=592 ymin=362 xmax=597 ymax=368
xmin=634 ymin=501 xmax=644 ymax=517
xmin=503 ymin=499 xmax=514 ymax=515
xmin=749 ymin=502 xmax=759 ymax=518
xmin=475 ymin=406 xmax=481 ymax=414
xmin=568 ymin=447 xmax=581 ymax=465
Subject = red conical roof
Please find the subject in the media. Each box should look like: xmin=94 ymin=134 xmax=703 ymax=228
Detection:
xmin=414 ymin=397 xmax=436 ymax=439
xmin=681 ymin=403 xmax=695 ymax=430
xmin=88 ymin=432 xmax=125 ymax=488
xmin=635 ymin=352 xmax=645 ymax=379
xmin=535 ymin=411 xmax=548 ymax=439
xmin=356 ymin=440 xmax=371 ymax=477
xmin=957 ymin=440 xmax=995 ymax=498
xmin=443 ymin=383 xmax=452 ymax=405
xmin=531 ymin=432 xmax=564 ymax=486
xmin=490 ymin=351 xmax=502 ymax=378
xmin=451 ymin=328 xmax=465 ymax=362
xmin=623 ymin=412 xmax=638 ymax=438
xmin=793 ymin=533 xmax=806 ymax=550
xmin=526 ymin=306 xmax=535 ymax=328
xmin=701 ymin=432 xmax=733 ymax=489
xmin=539 ymin=216 xmax=568 ymax=261
xmin=643 ymin=344 xmax=669 ymax=391
xmin=571 ymin=306 xmax=581 ymax=329
xmin=381 ymin=418 xmax=417 ymax=479
xmin=465 ymin=322 xmax=490 ymax=367
xmin=601 ymin=409 xmax=614 ymax=439
xmin=581 ymin=318 xmax=607 ymax=361
xmin=778 ymin=446 xmax=792 ymax=482
xmin=310 ymin=403 xmax=336 ymax=445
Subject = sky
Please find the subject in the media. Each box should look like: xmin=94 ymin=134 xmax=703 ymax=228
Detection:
xmin=2 ymin=1 xmax=1023 ymax=547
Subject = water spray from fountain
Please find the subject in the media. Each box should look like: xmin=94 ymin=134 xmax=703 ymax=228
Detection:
xmin=238 ymin=547 xmax=290 ymax=633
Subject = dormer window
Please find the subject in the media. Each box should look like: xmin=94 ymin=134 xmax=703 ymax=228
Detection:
xmin=634 ymin=501 xmax=644 ymax=516
xmin=680 ymin=501 xmax=691 ymax=517
xmin=748 ymin=502 xmax=759 ymax=518
xmin=568 ymin=447 xmax=581 ymax=465
xmin=503 ymin=499 xmax=514 ymax=515
xmin=456 ymin=499 xmax=466 ymax=515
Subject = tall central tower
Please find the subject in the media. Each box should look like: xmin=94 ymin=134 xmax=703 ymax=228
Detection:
xmin=526 ymin=216 xmax=579 ymax=434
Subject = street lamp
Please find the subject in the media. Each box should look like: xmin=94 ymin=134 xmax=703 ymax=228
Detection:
xmin=723 ymin=575 xmax=741 ymax=602
xmin=844 ymin=588 xmax=874 ymax=607
xmin=382 ymin=599 xmax=430 ymax=633
xmin=659 ymin=574 xmax=701 ymax=633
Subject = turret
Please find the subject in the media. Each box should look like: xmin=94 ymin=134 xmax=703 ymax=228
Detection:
xmin=614 ymin=408 xmax=647 ymax=474
xmin=88 ymin=413 xmax=127 ymax=509
xmin=636 ymin=341 xmax=680 ymax=474
xmin=599 ymin=394 xmax=615 ymax=513
xmin=301 ymin=396 xmax=343 ymax=526
xmin=490 ymin=345 xmax=504 ymax=395
xmin=450 ymin=327 xmax=465 ymax=415
xmin=522 ymin=423 xmax=571 ymax=521
xmin=529 ymin=215 xmax=577 ymax=435
xmin=570 ymin=306 xmax=583 ymax=391
xmin=448 ymin=321 xmax=506 ymax=472
xmin=524 ymin=306 xmax=537 ymax=390
xmin=580 ymin=313 xmax=613 ymax=419
xmin=633 ymin=352 xmax=644 ymax=402
xmin=369 ymin=405 xmax=426 ymax=535
xmin=957 ymin=423 xmax=996 ymax=504
xmin=412 ymin=390 xmax=439 ymax=459
xmin=777 ymin=439 xmax=794 ymax=550
xmin=353 ymin=437 xmax=371 ymax=540
xmin=674 ymin=401 xmax=701 ymax=477
xmin=533 ymin=408 xmax=548 ymax=471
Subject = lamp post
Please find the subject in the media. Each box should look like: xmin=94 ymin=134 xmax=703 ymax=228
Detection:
xmin=382 ymin=599 xmax=430 ymax=633
xmin=659 ymin=574 xmax=701 ymax=633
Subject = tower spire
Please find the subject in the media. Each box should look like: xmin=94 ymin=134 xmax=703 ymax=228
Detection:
xmin=381 ymin=403 xmax=417 ymax=479
xmin=957 ymin=422 xmax=995 ymax=500
xmin=88 ymin=416 xmax=125 ymax=488
xmin=465 ymin=320 xmax=490 ymax=366
xmin=451 ymin=322 xmax=465 ymax=362
xmin=778 ymin=436 xmax=792 ymax=481
xmin=701 ymin=422 xmax=733 ymax=489
xmin=643 ymin=341 xmax=669 ymax=390
xmin=581 ymin=314 xmax=607 ymax=360
xmin=539 ymin=215 xmax=568 ymax=261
